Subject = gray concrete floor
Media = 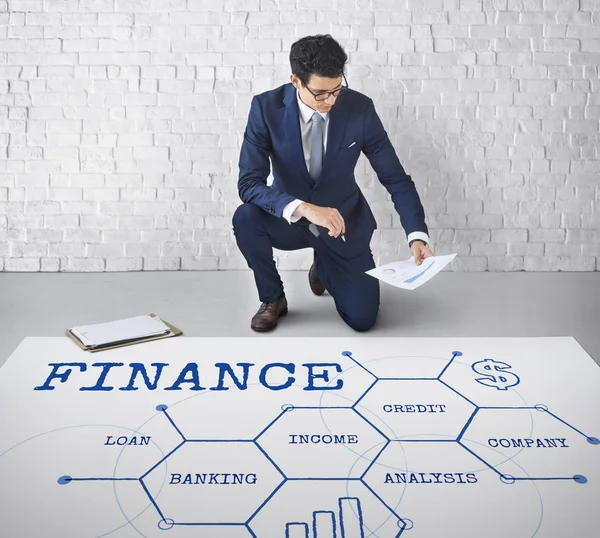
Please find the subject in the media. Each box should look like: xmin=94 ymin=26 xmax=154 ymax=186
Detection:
xmin=1 ymin=271 xmax=599 ymax=367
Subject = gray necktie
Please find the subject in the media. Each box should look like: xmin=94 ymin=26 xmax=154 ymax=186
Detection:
xmin=309 ymin=111 xmax=324 ymax=182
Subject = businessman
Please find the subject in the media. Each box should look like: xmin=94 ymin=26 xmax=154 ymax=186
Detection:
xmin=233 ymin=34 xmax=434 ymax=332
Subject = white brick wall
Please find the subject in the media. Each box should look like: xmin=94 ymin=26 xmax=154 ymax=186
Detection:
xmin=1 ymin=0 xmax=599 ymax=272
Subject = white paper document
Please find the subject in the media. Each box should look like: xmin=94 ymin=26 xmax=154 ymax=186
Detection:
xmin=70 ymin=315 xmax=171 ymax=347
xmin=366 ymin=253 xmax=457 ymax=290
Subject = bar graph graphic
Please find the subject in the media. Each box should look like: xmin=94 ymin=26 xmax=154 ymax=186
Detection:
xmin=285 ymin=497 xmax=365 ymax=538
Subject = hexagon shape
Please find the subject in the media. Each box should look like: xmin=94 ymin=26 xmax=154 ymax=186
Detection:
xmin=346 ymin=352 xmax=457 ymax=380
xmin=248 ymin=479 xmax=405 ymax=537
xmin=363 ymin=441 xmax=543 ymax=537
xmin=142 ymin=441 xmax=284 ymax=524
xmin=354 ymin=379 xmax=476 ymax=440
xmin=460 ymin=407 xmax=599 ymax=480
xmin=256 ymin=407 xmax=388 ymax=479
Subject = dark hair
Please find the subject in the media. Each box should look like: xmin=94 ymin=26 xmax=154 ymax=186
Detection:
xmin=289 ymin=34 xmax=347 ymax=85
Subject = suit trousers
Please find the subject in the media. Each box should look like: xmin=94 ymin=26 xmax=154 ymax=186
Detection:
xmin=233 ymin=203 xmax=380 ymax=332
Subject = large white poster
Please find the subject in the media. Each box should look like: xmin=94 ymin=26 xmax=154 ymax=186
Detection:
xmin=0 ymin=337 xmax=598 ymax=537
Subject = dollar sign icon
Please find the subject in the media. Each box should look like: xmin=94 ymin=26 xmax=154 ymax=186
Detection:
xmin=472 ymin=358 xmax=520 ymax=390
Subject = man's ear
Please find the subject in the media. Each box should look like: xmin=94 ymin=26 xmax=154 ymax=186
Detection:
xmin=290 ymin=74 xmax=300 ymax=89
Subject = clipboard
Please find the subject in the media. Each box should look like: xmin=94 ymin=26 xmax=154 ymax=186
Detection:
xmin=66 ymin=314 xmax=183 ymax=353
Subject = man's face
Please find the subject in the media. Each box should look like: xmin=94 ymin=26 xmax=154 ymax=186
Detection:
xmin=291 ymin=73 xmax=343 ymax=113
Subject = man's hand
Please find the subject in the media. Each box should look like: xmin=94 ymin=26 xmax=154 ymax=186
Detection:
xmin=410 ymin=240 xmax=435 ymax=266
xmin=293 ymin=202 xmax=345 ymax=238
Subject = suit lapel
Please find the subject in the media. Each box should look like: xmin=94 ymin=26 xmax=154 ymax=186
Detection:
xmin=317 ymin=91 xmax=348 ymax=187
xmin=281 ymin=84 xmax=312 ymax=182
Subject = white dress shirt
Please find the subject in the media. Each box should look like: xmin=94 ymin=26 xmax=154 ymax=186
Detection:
xmin=281 ymin=90 xmax=430 ymax=248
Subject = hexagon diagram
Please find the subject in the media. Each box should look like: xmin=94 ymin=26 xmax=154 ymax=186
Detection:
xmin=459 ymin=406 xmax=600 ymax=482
xmin=255 ymin=407 xmax=388 ymax=479
xmin=248 ymin=479 xmax=406 ymax=537
xmin=362 ymin=440 xmax=544 ymax=538
xmin=354 ymin=379 xmax=476 ymax=441
xmin=43 ymin=341 xmax=599 ymax=538
xmin=141 ymin=440 xmax=285 ymax=525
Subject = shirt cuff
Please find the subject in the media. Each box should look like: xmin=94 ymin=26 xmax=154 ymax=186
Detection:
xmin=282 ymin=199 xmax=304 ymax=224
xmin=407 ymin=231 xmax=430 ymax=247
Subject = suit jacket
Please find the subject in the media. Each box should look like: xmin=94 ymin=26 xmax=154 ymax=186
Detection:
xmin=237 ymin=82 xmax=428 ymax=258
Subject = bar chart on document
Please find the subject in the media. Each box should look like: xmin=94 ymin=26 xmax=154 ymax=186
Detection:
xmin=366 ymin=254 xmax=456 ymax=290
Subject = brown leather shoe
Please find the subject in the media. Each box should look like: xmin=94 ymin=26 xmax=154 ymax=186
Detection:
xmin=250 ymin=295 xmax=288 ymax=332
xmin=308 ymin=263 xmax=326 ymax=296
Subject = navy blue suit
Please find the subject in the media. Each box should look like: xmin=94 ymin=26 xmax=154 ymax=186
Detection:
xmin=233 ymin=82 xmax=428 ymax=331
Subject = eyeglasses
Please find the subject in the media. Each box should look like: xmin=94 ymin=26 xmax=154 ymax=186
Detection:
xmin=302 ymin=74 xmax=348 ymax=101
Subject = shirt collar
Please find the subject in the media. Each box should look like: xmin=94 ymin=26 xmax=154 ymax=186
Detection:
xmin=296 ymin=89 xmax=328 ymax=124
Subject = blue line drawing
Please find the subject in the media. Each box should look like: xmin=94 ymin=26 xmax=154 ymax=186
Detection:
xmin=312 ymin=509 xmax=336 ymax=537
xmin=286 ymin=522 xmax=309 ymax=538
xmin=45 ymin=348 xmax=597 ymax=536
xmin=285 ymin=497 xmax=368 ymax=538
xmin=472 ymin=358 xmax=521 ymax=390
